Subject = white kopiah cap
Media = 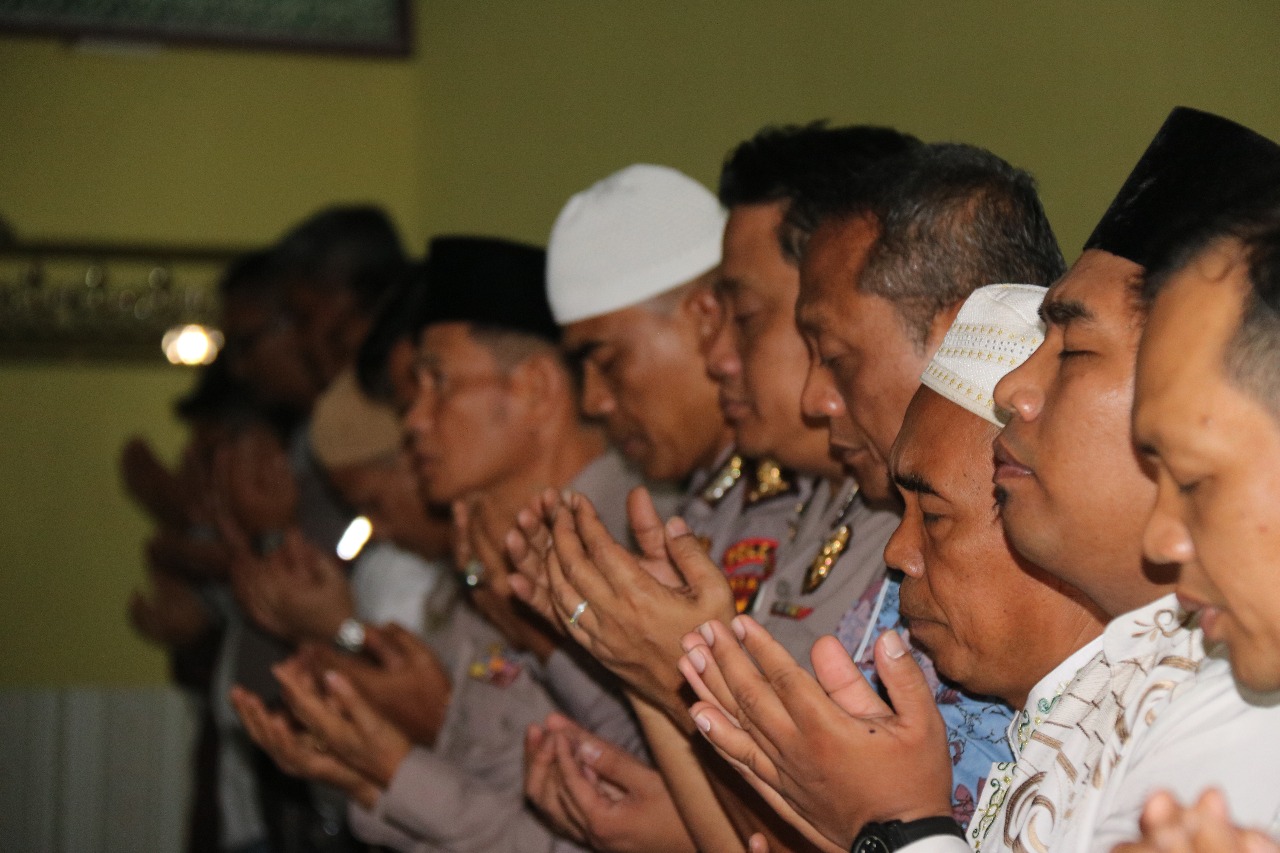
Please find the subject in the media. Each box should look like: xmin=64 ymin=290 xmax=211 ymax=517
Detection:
xmin=920 ymin=283 xmax=1046 ymax=426
xmin=547 ymin=164 xmax=727 ymax=324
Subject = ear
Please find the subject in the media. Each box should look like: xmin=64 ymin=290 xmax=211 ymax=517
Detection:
xmin=508 ymin=351 xmax=568 ymax=418
xmin=923 ymin=299 xmax=965 ymax=354
xmin=682 ymin=283 xmax=724 ymax=350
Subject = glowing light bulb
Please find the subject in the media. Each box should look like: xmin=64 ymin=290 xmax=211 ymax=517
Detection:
xmin=336 ymin=516 xmax=373 ymax=561
xmin=162 ymin=324 xmax=223 ymax=365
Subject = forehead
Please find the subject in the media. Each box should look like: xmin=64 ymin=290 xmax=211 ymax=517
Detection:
xmin=1043 ymin=249 xmax=1145 ymax=328
xmin=720 ymin=205 xmax=799 ymax=314
xmin=796 ymin=216 xmax=878 ymax=329
xmin=418 ymin=322 xmax=493 ymax=365
xmin=1136 ymin=243 xmax=1250 ymax=424
xmin=560 ymin=304 xmax=654 ymax=352
xmin=892 ymin=388 xmax=998 ymax=491
xmin=721 ymin=202 xmax=788 ymax=276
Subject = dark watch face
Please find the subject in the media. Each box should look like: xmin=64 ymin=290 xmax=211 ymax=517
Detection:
xmin=854 ymin=835 xmax=894 ymax=853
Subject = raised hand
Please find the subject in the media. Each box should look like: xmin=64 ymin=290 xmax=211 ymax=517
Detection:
xmin=214 ymin=425 xmax=297 ymax=537
xmin=128 ymin=568 xmax=212 ymax=648
xmin=455 ymin=499 xmax=558 ymax=661
xmin=539 ymin=487 xmax=736 ymax=721
xmin=147 ymin=528 xmax=231 ymax=582
xmin=120 ymin=436 xmax=190 ymax=529
xmin=524 ymin=712 xmax=696 ymax=853
xmin=271 ymin=655 xmax=411 ymax=790
xmin=228 ymin=529 xmax=354 ymax=643
xmin=1112 ymin=789 xmax=1280 ymax=853
xmin=679 ymin=616 xmax=953 ymax=850
xmin=230 ymin=683 xmax=381 ymax=809
xmin=299 ymin=622 xmax=452 ymax=748
xmin=506 ymin=490 xmax=567 ymax=630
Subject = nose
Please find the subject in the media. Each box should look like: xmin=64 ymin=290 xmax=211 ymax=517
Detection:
xmin=403 ymin=384 xmax=434 ymax=437
xmin=884 ymin=510 xmax=925 ymax=579
xmin=801 ymin=359 xmax=845 ymax=422
xmin=993 ymin=349 xmax=1046 ymax=423
xmin=704 ymin=308 xmax=741 ymax=383
xmin=1142 ymin=477 xmax=1196 ymax=566
xmin=579 ymin=364 xmax=617 ymax=418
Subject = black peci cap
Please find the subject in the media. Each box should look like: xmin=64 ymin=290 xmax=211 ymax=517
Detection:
xmin=1084 ymin=107 xmax=1280 ymax=269
xmin=412 ymin=236 xmax=557 ymax=342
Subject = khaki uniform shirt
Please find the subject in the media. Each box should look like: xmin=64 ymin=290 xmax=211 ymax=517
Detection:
xmin=752 ymin=478 xmax=899 ymax=669
xmin=347 ymin=449 xmax=647 ymax=853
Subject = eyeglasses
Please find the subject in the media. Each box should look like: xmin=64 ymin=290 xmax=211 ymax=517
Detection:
xmin=413 ymin=364 xmax=506 ymax=409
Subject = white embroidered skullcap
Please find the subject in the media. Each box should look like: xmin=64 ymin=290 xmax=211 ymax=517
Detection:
xmin=920 ymin=283 xmax=1046 ymax=426
xmin=547 ymin=164 xmax=727 ymax=324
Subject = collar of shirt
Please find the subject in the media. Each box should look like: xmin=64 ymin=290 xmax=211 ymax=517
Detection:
xmin=1009 ymin=637 xmax=1104 ymax=756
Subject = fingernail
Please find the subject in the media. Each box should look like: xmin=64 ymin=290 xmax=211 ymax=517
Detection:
xmin=561 ymin=488 xmax=575 ymax=504
xmin=577 ymin=742 xmax=602 ymax=764
xmin=698 ymin=621 xmax=715 ymax=646
xmin=323 ymin=670 xmax=340 ymax=686
xmin=688 ymin=648 xmax=706 ymax=673
xmin=666 ymin=516 xmax=689 ymax=537
xmin=694 ymin=713 xmax=712 ymax=734
xmin=731 ymin=617 xmax=746 ymax=641
xmin=882 ymin=631 xmax=908 ymax=659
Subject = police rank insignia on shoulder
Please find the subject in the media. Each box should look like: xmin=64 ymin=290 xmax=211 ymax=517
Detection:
xmin=700 ymin=454 xmax=743 ymax=506
xmin=468 ymin=644 xmax=523 ymax=688
xmin=802 ymin=486 xmax=860 ymax=593
xmin=745 ymin=458 xmax=796 ymax=506
xmin=803 ymin=524 xmax=850 ymax=594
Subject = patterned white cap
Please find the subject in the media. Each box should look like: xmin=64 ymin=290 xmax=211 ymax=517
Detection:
xmin=920 ymin=283 xmax=1046 ymax=426
xmin=311 ymin=367 xmax=401 ymax=470
xmin=547 ymin=164 xmax=726 ymax=324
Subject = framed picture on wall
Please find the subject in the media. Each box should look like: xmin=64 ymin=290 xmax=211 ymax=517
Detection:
xmin=0 ymin=0 xmax=413 ymax=57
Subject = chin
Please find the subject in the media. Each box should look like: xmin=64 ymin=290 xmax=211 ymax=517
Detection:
xmin=850 ymin=463 xmax=893 ymax=504
xmin=1230 ymin=644 xmax=1280 ymax=694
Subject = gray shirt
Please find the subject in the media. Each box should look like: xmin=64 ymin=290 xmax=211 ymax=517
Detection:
xmin=751 ymin=478 xmax=899 ymax=669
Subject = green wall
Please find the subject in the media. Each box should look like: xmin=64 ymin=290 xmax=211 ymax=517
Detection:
xmin=2 ymin=0 xmax=1279 ymax=685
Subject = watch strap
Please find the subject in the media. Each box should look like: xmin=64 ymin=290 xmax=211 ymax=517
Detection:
xmin=851 ymin=816 xmax=965 ymax=853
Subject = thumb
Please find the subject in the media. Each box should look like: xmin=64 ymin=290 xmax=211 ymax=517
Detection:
xmin=323 ymin=669 xmax=381 ymax=730
xmin=363 ymin=623 xmax=409 ymax=669
xmin=812 ymin=635 xmax=891 ymax=718
xmin=626 ymin=486 xmax=666 ymax=561
xmin=874 ymin=631 xmax=938 ymax=723
xmin=573 ymin=732 xmax=642 ymax=788
xmin=664 ymin=516 xmax=727 ymax=595
xmin=451 ymin=500 xmax=474 ymax=569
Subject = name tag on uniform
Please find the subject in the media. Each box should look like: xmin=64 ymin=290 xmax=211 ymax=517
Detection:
xmin=769 ymin=601 xmax=814 ymax=620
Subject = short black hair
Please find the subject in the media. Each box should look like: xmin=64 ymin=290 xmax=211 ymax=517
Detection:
xmin=354 ymin=262 xmax=427 ymax=402
xmin=794 ymin=142 xmax=1066 ymax=347
xmin=217 ymin=249 xmax=279 ymax=301
xmin=718 ymin=121 xmax=921 ymax=209
xmin=1145 ymin=185 xmax=1280 ymax=411
xmin=273 ymin=206 xmax=407 ymax=313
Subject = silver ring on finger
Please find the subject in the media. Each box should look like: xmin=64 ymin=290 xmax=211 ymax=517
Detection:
xmin=568 ymin=599 xmax=589 ymax=626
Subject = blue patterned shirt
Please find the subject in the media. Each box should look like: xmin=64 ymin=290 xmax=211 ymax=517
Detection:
xmin=835 ymin=571 xmax=1014 ymax=828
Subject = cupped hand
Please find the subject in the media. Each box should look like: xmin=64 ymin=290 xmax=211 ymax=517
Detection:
xmin=679 ymin=616 xmax=952 ymax=850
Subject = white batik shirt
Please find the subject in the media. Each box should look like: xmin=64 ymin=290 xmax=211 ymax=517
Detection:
xmin=906 ymin=593 xmax=1280 ymax=853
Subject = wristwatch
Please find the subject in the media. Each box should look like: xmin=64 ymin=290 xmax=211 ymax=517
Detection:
xmin=850 ymin=817 xmax=965 ymax=853
xmin=333 ymin=618 xmax=366 ymax=655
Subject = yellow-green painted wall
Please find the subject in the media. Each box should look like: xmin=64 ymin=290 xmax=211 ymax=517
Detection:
xmin=2 ymin=1 xmax=1278 ymax=685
